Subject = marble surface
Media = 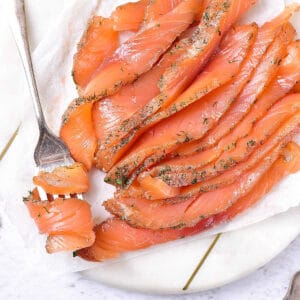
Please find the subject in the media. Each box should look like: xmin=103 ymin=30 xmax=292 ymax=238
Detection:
xmin=0 ymin=1 xmax=299 ymax=299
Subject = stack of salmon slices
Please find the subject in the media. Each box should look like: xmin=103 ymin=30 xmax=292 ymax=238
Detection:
xmin=25 ymin=0 xmax=300 ymax=261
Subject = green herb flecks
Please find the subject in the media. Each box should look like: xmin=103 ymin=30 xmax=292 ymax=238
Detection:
xmin=247 ymin=139 xmax=256 ymax=147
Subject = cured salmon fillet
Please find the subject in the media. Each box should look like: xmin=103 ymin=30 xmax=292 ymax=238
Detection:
xmin=95 ymin=0 xmax=229 ymax=153
xmin=78 ymin=142 xmax=300 ymax=261
xmin=102 ymin=0 xmax=257 ymax=159
xmin=174 ymin=112 xmax=300 ymax=199
xmin=73 ymin=16 xmax=119 ymax=88
xmin=33 ymin=163 xmax=89 ymax=194
xmin=194 ymin=22 xmax=296 ymax=151
xmin=144 ymin=0 xmax=183 ymax=24
xmin=147 ymin=94 xmax=300 ymax=188
xmin=216 ymin=41 xmax=300 ymax=151
xmin=120 ymin=113 xmax=297 ymax=200
xmin=93 ymin=25 xmax=198 ymax=171
xmin=130 ymin=23 xmax=295 ymax=163
xmin=111 ymin=0 xmax=149 ymax=31
xmin=68 ymin=1 xmax=191 ymax=170
xmin=105 ymin=122 xmax=299 ymax=230
xmin=174 ymin=6 xmax=300 ymax=155
xmin=160 ymin=0 xmax=257 ymax=97
xmin=101 ymin=3 xmax=295 ymax=176
xmin=112 ymin=0 xmax=184 ymax=32
xmin=176 ymin=42 xmax=300 ymax=157
xmin=24 ymin=189 xmax=95 ymax=253
xmin=60 ymin=101 xmax=97 ymax=170
xmin=143 ymin=40 xmax=300 ymax=189
xmin=82 ymin=0 xmax=201 ymax=98
xmin=106 ymin=24 xmax=258 ymax=186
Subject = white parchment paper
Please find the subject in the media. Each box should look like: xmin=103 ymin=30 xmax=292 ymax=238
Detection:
xmin=0 ymin=0 xmax=299 ymax=274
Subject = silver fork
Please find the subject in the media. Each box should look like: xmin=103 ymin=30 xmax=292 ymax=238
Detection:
xmin=9 ymin=0 xmax=82 ymax=201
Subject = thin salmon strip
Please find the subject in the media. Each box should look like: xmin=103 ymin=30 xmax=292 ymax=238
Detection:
xmin=217 ymin=141 xmax=300 ymax=218
xmin=194 ymin=22 xmax=295 ymax=151
xmin=111 ymin=0 xmax=149 ymax=31
xmin=103 ymin=0 xmax=257 ymax=166
xmin=46 ymin=233 xmax=94 ymax=254
xmin=33 ymin=163 xmax=89 ymax=195
xmin=114 ymin=22 xmax=295 ymax=186
xmin=147 ymin=41 xmax=300 ymax=183
xmin=121 ymin=116 xmax=296 ymax=200
xmin=109 ymin=99 xmax=300 ymax=221
xmin=175 ymin=41 xmax=300 ymax=157
xmin=24 ymin=189 xmax=95 ymax=253
xmin=148 ymin=95 xmax=300 ymax=188
xmin=156 ymin=22 xmax=258 ymax=116
xmin=177 ymin=134 xmax=295 ymax=198
xmin=69 ymin=1 xmax=191 ymax=169
xmin=163 ymin=69 xmax=300 ymax=173
xmin=106 ymin=24 xmax=258 ymax=186
xmin=160 ymin=0 xmax=257 ymax=98
xmin=93 ymin=25 xmax=198 ymax=171
xmin=173 ymin=5 xmax=300 ymax=156
xmin=98 ymin=23 xmax=256 ymax=173
xmin=112 ymin=0 xmax=185 ymax=32
xmin=105 ymin=129 xmax=298 ymax=230
xmin=60 ymin=101 xmax=97 ymax=170
xmin=78 ymin=142 xmax=300 ymax=261
xmin=217 ymin=41 xmax=300 ymax=149
xmin=103 ymin=5 xmax=296 ymax=177
xmin=137 ymin=173 xmax=181 ymax=199
xmin=81 ymin=0 xmax=201 ymax=98
xmin=144 ymin=0 xmax=183 ymax=24
xmin=160 ymin=112 xmax=299 ymax=187
xmin=73 ymin=16 xmax=119 ymax=88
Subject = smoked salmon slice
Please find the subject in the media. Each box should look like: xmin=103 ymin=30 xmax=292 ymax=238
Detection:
xmin=111 ymin=0 xmax=149 ymax=32
xmin=93 ymin=25 xmax=198 ymax=171
xmin=143 ymin=41 xmax=300 ymax=188
xmin=24 ymin=189 xmax=95 ymax=253
xmin=144 ymin=0 xmax=183 ymax=24
xmin=106 ymin=24 xmax=258 ymax=186
xmin=176 ymin=40 xmax=300 ymax=157
xmin=96 ymin=0 xmax=228 ymax=148
xmin=69 ymin=1 xmax=192 ymax=171
xmin=73 ymin=16 xmax=119 ymax=88
xmin=82 ymin=0 xmax=202 ymax=99
xmin=177 ymin=134 xmax=295 ymax=198
xmin=105 ymin=123 xmax=299 ymax=230
xmin=102 ymin=0 xmax=257 ymax=167
xmin=194 ymin=22 xmax=296 ymax=151
xmin=101 ymin=4 xmax=296 ymax=177
xmin=160 ymin=0 xmax=257 ymax=99
xmin=165 ymin=4 xmax=300 ymax=157
xmin=60 ymin=101 xmax=97 ymax=170
xmin=146 ymin=94 xmax=300 ymax=188
xmin=120 ymin=111 xmax=297 ymax=200
xmin=33 ymin=163 xmax=89 ymax=195
xmin=78 ymin=142 xmax=300 ymax=261
xmin=111 ymin=0 xmax=184 ymax=32
xmin=216 ymin=41 xmax=300 ymax=151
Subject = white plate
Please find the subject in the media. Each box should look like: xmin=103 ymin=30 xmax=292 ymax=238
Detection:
xmin=83 ymin=207 xmax=300 ymax=294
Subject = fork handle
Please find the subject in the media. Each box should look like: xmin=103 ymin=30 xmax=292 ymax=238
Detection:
xmin=9 ymin=0 xmax=46 ymax=130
